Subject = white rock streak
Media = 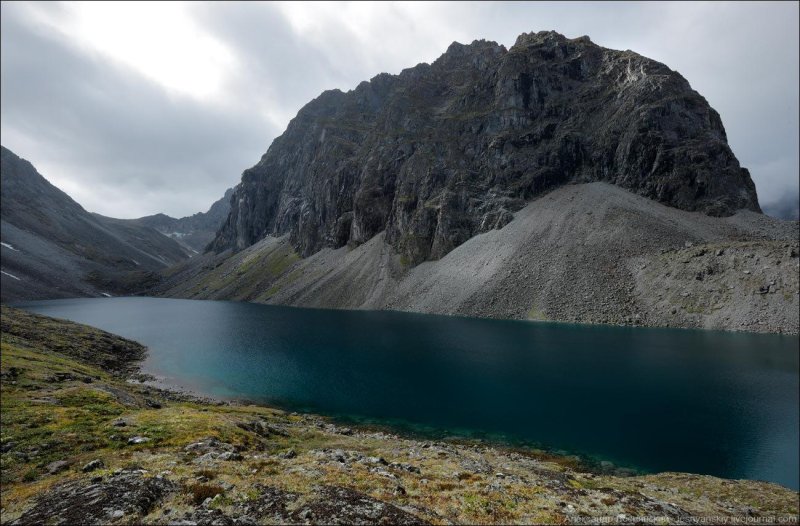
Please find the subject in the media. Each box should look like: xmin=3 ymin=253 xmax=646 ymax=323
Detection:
xmin=1 ymin=270 xmax=21 ymax=280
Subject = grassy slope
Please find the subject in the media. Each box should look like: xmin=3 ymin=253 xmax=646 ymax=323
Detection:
xmin=1 ymin=306 xmax=797 ymax=525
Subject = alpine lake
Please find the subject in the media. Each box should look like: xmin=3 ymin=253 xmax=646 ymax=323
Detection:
xmin=15 ymin=297 xmax=799 ymax=489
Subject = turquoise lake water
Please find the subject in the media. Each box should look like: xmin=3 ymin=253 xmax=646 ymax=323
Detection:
xmin=15 ymin=297 xmax=799 ymax=489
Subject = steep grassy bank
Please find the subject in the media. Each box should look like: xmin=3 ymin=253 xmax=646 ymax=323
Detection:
xmin=1 ymin=306 xmax=798 ymax=525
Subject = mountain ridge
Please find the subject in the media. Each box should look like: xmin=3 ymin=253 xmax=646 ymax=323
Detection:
xmin=123 ymin=187 xmax=234 ymax=253
xmin=209 ymin=30 xmax=760 ymax=265
xmin=150 ymin=30 xmax=797 ymax=334
xmin=0 ymin=146 xmax=191 ymax=301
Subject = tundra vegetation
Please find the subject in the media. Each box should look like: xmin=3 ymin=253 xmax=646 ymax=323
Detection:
xmin=1 ymin=306 xmax=797 ymax=525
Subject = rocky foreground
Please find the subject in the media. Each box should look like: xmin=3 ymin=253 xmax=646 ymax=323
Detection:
xmin=1 ymin=306 xmax=798 ymax=525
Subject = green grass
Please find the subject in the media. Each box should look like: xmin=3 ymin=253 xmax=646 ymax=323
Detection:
xmin=527 ymin=307 xmax=548 ymax=321
xmin=2 ymin=306 xmax=798 ymax=525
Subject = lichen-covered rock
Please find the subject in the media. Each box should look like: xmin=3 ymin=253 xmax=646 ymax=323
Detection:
xmin=288 ymin=485 xmax=429 ymax=525
xmin=210 ymin=31 xmax=760 ymax=264
xmin=10 ymin=470 xmax=176 ymax=525
xmin=171 ymin=485 xmax=428 ymax=525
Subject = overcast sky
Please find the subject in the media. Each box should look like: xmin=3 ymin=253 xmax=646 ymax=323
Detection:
xmin=1 ymin=1 xmax=798 ymax=219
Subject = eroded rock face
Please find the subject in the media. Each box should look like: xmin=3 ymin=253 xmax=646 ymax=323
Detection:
xmin=210 ymin=31 xmax=760 ymax=264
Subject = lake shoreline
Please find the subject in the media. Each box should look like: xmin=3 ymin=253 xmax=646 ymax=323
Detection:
xmin=135 ymin=371 xmax=646 ymax=480
xmin=12 ymin=297 xmax=800 ymax=490
xmin=2 ymin=305 xmax=798 ymax=525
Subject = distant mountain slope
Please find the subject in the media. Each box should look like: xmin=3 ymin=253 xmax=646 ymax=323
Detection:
xmin=209 ymin=31 xmax=760 ymax=266
xmin=151 ymin=31 xmax=798 ymax=333
xmin=154 ymin=183 xmax=799 ymax=334
xmin=1 ymin=146 xmax=190 ymax=302
xmin=126 ymin=187 xmax=234 ymax=253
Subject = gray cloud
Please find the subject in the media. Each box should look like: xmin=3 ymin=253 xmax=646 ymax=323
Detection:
xmin=1 ymin=3 xmax=274 ymax=217
xmin=1 ymin=2 xmax=798 ymax=219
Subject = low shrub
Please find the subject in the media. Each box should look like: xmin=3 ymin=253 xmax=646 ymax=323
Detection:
xmin=187 ymin=483 xmax=224 ymax=505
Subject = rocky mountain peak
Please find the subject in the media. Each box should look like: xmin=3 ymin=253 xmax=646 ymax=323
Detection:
xmin=512 ymin=30 xmax=569 ymax=46
xmin=437 ymin=39 xmax=506 ymax=68
xmin=210 ymin=31 xmax=760 ymax=264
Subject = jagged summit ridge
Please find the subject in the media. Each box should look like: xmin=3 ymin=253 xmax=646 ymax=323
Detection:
xmin=210 ymin=31 xmax=760 ymax=264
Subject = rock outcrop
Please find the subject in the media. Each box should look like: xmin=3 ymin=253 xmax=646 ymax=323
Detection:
xmin=210 ymin=31 xmax=760 ymax=265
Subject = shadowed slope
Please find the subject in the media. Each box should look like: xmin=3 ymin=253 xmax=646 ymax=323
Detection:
xmin=1 ymin=146 xmax=190 ymax=301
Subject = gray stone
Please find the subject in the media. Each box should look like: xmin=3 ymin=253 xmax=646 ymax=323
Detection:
xmin=82 ymin=459 xmax=104 ymax=473
xmin=46 ymin=460 xmax=70 ymax=475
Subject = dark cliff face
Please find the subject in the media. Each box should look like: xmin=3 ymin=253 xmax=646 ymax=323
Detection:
xmin=210 ymin=31 xmax=760 ymax=264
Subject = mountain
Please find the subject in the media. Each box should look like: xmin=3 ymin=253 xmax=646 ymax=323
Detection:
xmin=155 ymin=183 xmax=799 ymax=334
xmin=126 ymin=187 xmax=234 ymax=253
xmin=210 ymin=31 xmax=759 ymax=265
xmin=157 ymin=31 xmax=798 ymax=334
xmin=1 ymin=146 xmax=191 ymax=302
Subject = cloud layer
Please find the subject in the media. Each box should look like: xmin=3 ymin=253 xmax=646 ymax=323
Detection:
xmin=1 ymin=1 xmax=797 ymax=219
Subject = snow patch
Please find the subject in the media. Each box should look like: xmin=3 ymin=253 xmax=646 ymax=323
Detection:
xmin=1 ymin=242 xmax=19 ymax=251
xmin=101 ymin=292 xmax=112 ymax=297
xmin=131 ymin=259 xmax=140 ymax=266
xmin=1 ymin=270 xmax=21 ymax=280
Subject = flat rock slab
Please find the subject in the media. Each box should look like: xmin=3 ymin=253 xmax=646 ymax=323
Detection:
xmin=175 ymin=485 xmax=430 ymax=525
xmin=10 ymin=470 xmax=176 ymax=525
xmin=291 ymin=486 xmax=429 ymax=525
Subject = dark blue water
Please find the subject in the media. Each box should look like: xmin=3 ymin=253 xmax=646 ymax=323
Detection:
xmin=15 ymin=297 xmax=799 ymax=489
